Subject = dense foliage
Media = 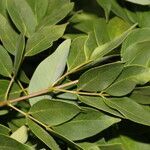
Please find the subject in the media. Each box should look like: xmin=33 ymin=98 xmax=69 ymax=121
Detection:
xmin=0 ymin=0 xmax=150 ymax=149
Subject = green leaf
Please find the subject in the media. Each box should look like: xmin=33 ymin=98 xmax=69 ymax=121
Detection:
xmin=0 ymin=124 xmax=11 ymax=135
xmin=107 ymin=17 xmax=131 ymax=40
xmin=38 ymin=1 xmax=74 ymax=28
xmin=26 ymin=0 xmax=48 ymax=22
xmin=27 ymin=118 xmax=60 ymax=150
xmin=91 ymin=24 xmax=137 ymax=60
xmin=96 ymin=0 xmax=111 ymax=21
xmin=0 ymin=110 xmax=9 ymax=116
xmin=79 ymin=96 xmax=123 ymax=118
xmin=10 ymin=125 xmax=28 ymax=144
xmin=109 ymin=134 xmax=150 ymax=150
xmin=99 ymin=143 xmax=123 ymax=150
xmin=25 ymin=24 xmax=67 ymax=56
xmin=104 ymin=97 xmax=150 ymax=126
xmin=79 ymin=142 xmax=100 ymax=150
xmin=0 ymin=80 xmax=21 ymax=100
xmin=0 ymin=0 xmax=7 ymax=17
xmin=136 ymin=10 xmax=150 ymax=28
xmin=84 ymin=19 xmax=109 ymax=58
xmin=53 ymin=108 xmax=120 ymax=141
xmin=67 ymin=36 xmax=87 ymax=70
xmin=14 ymin=34 xmax=25 ymax=75
xmin=8 ymin=117 xmax=26 ymax=132
xmin=130 ymin=86 xmax=150 ymax=104
xmin=78 ymin=62 xmax=124 ymax=92
xmin=28 ymin=39 xmax=71 ymax=105
xmin=29 ymin=99 xmax=81 ymax=126
xmin=125 ymin=0 xmax=150 ymax=5
xmin=121 ymin=28 xmax=150 ymax=56
xmin=121 ymin=28 xmax=150 ymax=52
xmin=18 ymin=70 xmax=30 ymax=84
xmin=0 ymin=134 xmax=33 ymax=150
xmin=111 ymin=0 xmax=133 ymax=23
xmin=84 ymin=32 xmax=98 ymax=59
xmin=0 ymin=14 xmax=19 ymax=54
xmin=0 ymin=46 xmax=13 ymax=77
xmin=105 ymin=65 xmax=150 ymax=96
xmin=94 ymin=19 xmax=109 ymax=45
xmin=122 ymin=41 xmax=150 ymax=67
xmin=6 ymin=0 xmax=37 ymax=37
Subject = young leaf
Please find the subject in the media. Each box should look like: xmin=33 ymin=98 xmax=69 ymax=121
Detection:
xmin=29 ymin=99 xmax=81 ymax=126
xmin=79 ymin=96 xmax=123 ymax=118
xmin=53 ymin=108 xmax=121 ymax=141
xmin=0 ymin=46 xmax=13 ymax=77
xmin=6 ymin=0 xmax=37 ymax=37
xmin=0 ymin=134 xmax=33 ymax=150
xmin=27 ymin=118 xmax=60 ymax=150
xmin=26 ymin=0 xmax=48 ymax=22
xmin=38 ymin=1 xmax=74 ymax=28
xmin=67 ymin=36 xmax=87 ymax=70
xmin=78 ymin=62 xmax=124 ymax=92
xmin=14 ymin=34 xmax=25 ymax=75
xmin=105 ymin=65 xmax=150 ymax=96
xmin=10 ymin=125 xmax=28 ymax=144
xmin=0 ymin=124 xmax=11 ymax=135
xmin=91 ymin=24 xmax=137 ymax=60
xmin=104 ymin=97 xmax=150 ymax=126
xmin=28 ymin=39 xmax=71 ymax=105
xmin=0 ymin=14 xmax=19 ymax=54
xmin=25 ymin=24 xmax=67 ymax=56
